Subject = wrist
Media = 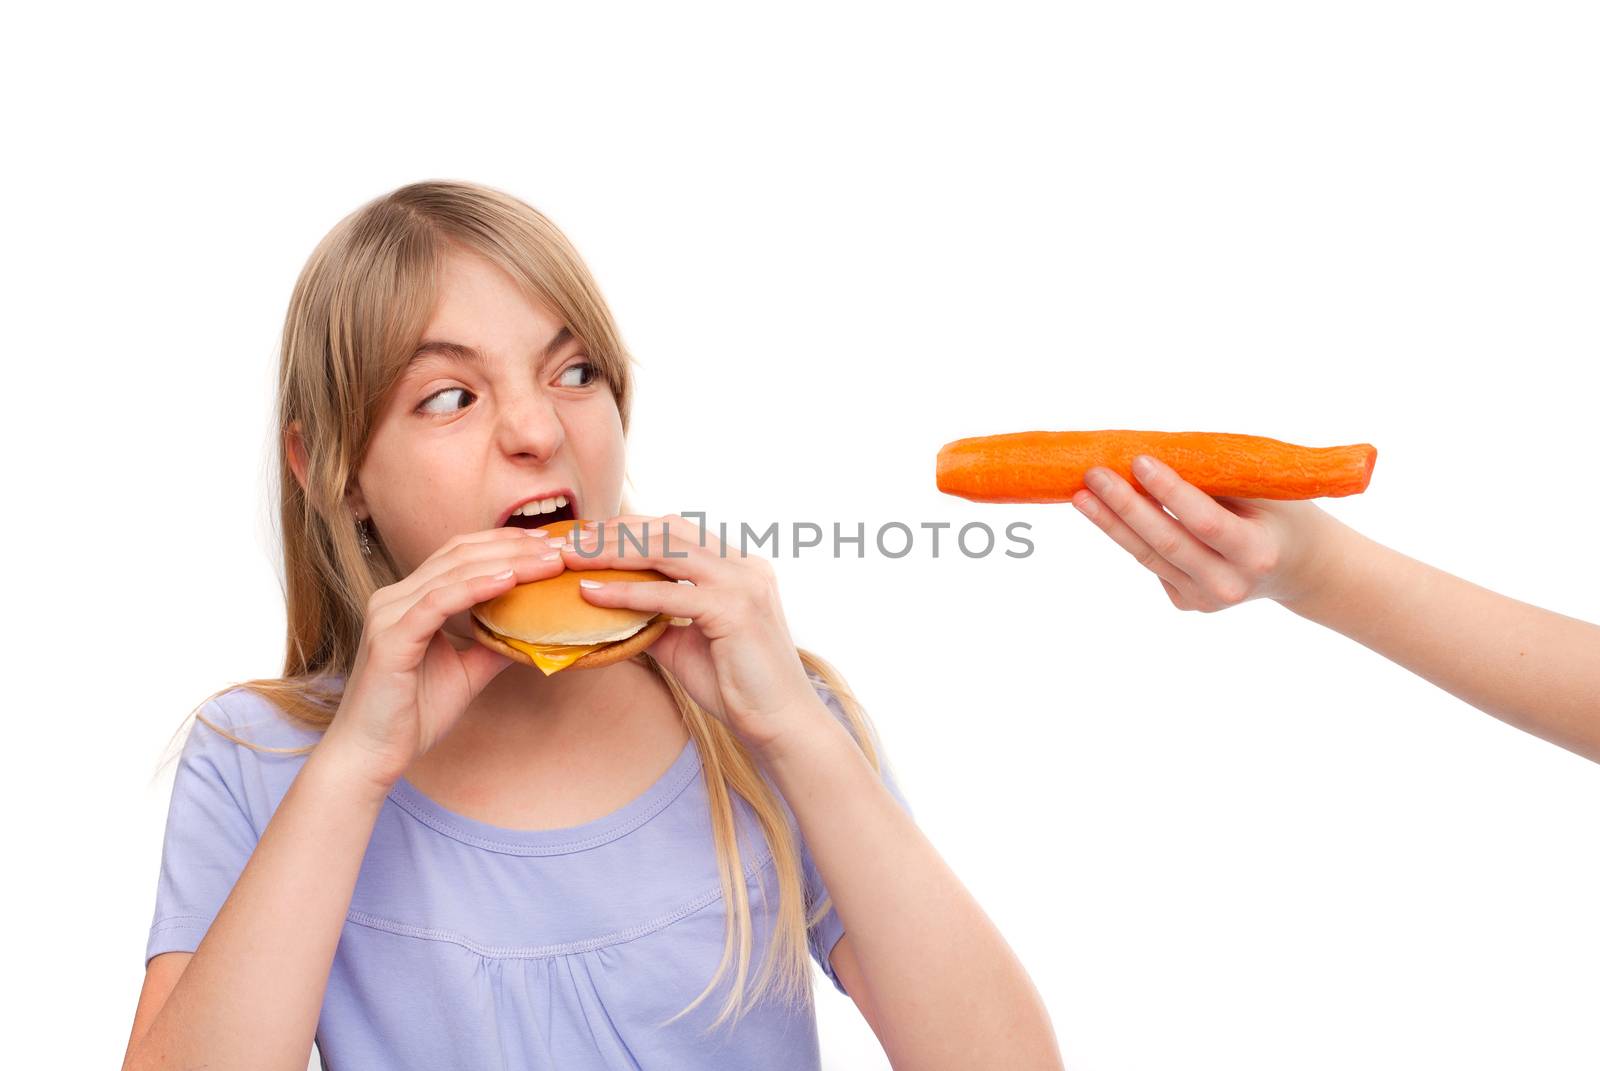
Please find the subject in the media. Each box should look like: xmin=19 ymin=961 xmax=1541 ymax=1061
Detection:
xmin=1276 ymin=512 xmax=1367 ymax=621
xmin=748 ymin=688 xmax=851 ymax=765
xmin=751 ymin=694 xmax=855 ymax=776
xmin=309 ymin=729 xmax=403 ymax=807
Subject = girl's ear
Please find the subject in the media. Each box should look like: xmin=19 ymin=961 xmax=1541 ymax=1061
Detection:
xmin=286 ymin=421 xmax=368 ymax=519
xmin=285 ymin=421 xmax=310 ymax=494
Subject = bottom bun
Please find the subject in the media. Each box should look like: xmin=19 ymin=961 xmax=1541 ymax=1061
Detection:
xmin=470 ymin=614 xmax=670 ymax=672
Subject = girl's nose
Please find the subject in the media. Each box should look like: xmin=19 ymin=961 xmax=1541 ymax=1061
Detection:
xmin=496 ymin=392 xmax=566 ymax=460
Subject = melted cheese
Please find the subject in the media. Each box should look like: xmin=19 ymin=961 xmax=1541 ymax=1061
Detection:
xmin=495 ymin=635 xmax=601 ymax=675
xmin=483 ymin=614 xmax=664 ymax=676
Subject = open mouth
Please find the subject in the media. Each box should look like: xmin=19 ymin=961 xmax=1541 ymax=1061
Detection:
xmin=506 ymin=497 xmax=577 ymax=530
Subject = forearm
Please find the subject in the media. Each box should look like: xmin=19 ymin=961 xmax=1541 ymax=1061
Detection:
xmin=1281 ymin=516 xmax=1600 ymax=763
xmin=127 ymin=743 xmax=388 ymax=1071
xmin=762 ymin=704 xmax=1062 ymax=1070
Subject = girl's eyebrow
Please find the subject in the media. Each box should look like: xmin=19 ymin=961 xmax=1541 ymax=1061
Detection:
xmin=409 ymin=326 xmax=574 ymax=370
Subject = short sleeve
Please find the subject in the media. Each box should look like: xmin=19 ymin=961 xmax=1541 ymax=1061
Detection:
xmin=144 ymin=697 xmax=264 ymax=968
xmin=799 ymin=676 xmax=914 ymax=997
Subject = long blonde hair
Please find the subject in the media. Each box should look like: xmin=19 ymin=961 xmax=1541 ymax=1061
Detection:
xmin=159 ymin=179 xmax=886 ymax=1033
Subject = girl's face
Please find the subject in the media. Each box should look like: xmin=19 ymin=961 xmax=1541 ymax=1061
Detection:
xmin=350 ymin=246 xmax=626 ymax=640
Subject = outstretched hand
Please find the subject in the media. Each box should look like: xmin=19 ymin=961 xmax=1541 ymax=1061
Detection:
xmin=1071 ymin=454 xmax=1339 ymax=612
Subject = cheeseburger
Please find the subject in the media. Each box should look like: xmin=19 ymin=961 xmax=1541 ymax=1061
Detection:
xmin=470 ymin=517 xmax=670 ymax=675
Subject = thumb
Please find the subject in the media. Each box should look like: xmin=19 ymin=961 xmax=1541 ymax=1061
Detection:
xmin=459 ymin=641 xmax=515 ymax=698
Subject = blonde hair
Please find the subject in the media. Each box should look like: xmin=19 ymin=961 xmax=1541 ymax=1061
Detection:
xmin=160 ymin=179 xmax=886 ymax=1033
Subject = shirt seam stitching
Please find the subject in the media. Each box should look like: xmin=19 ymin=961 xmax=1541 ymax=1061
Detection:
xmin=384 ymin=749 xmax=701 ymax=856
xmin=149 ymin=915 xmax=213 ymax=930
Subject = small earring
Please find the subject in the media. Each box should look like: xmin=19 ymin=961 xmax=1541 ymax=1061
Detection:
xmin=358 ymin=518 xmax=374 ymax=557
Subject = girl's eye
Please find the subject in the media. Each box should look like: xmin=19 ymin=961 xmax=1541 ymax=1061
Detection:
xmin=414 ymin=363 xmax=595 ymax=415
xmin=417 ymin=387 xmax=473 ymax=415
xmin=559 ymin=360 xmax=598 ymax=388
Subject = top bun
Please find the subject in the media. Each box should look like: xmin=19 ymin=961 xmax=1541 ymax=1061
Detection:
xmin=468 ymin=517 xmax=671 ymax=645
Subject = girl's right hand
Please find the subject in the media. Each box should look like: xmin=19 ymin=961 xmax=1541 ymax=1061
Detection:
xmin=320 ymin=527 xmax=565 ymax=793
xmin=1070 ymin=453 xmax=1346 ymax=612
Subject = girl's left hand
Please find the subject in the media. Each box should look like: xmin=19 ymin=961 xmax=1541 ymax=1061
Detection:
xmin=559 ymin=514 xmax=821 ymax=758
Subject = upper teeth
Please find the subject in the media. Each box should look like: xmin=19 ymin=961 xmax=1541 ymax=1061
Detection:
xmin=512 ymin=494 xmax=568 ymax=517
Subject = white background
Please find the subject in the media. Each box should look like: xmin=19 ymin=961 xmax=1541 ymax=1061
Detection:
xmin=6 ymin=2 xmax=1598 ymax=1068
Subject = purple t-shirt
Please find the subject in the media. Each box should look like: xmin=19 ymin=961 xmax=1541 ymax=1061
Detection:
xmin=145 ymin=672 xmax=912 ymax=1069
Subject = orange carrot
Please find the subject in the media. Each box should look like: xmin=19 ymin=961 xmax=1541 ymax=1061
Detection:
xmin=936 ymin=430 xmax=1377 ymax=503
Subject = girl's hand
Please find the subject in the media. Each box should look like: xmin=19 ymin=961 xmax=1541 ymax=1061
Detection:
xmin=322 ymin=527 xmax=568 ymax=793
xmin=560 ymin=514 xmax=819 ymax=760
xmin=1071 ymin=454 xmax=1339 ymax=611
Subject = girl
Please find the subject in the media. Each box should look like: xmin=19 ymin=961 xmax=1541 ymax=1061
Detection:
xmin=124 ymin=181 xmax=1062 ymax=1070
xmin=1069 ymin=456 xmax=1600 ymax=763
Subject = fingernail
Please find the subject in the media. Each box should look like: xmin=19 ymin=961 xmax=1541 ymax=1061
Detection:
xmin=539 ymin=550 xmax=560 ymax=560
xmin=528 ymin=527 xmax=548 ymax=537
xmin=578 ymin=578 xmax=605 ymax=589
xmin=1133 ymin=455 xmax=1157 ymax=479
xmin=581 ymin=520 xmax=600 ymax=530
xmin=1073 ymin=493 xmax=1096 ymax=516
xmin=1085 ymin=469 xmax=1112 ymax=494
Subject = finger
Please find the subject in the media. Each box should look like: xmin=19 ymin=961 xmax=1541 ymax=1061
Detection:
xmin=375 ymin=548 xmax=564 ymax=631
xmin=1129 ymin=456 xmax=1260 ymax=562
xmin=562 ymin=517 xmax=726 ymax=580
xmin=429 ymin=525 xmax=547 ymax=560
xmin=1071 ymin=487 xmax=1194 ymax=592
xmin=582 ymin=513 xmax=723 ymax=557
xmin=375 ymin=554 xmax=563 ymax=667
xmin=1083 ymin=466 xmax=1235 ymax=580
xmin=584 ymin=513 xmax=740 ymax=559
xmin=423 ymin=528 xmax=563 ymax=575
xmin=575 ymin=576 xmax=707 ymax=622
xmin=385 ymin=530 xmax=561 ymax=606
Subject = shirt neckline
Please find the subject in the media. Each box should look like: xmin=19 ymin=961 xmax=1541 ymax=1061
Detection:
xmin=386 ymin=736 xmax=702 ymax=856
